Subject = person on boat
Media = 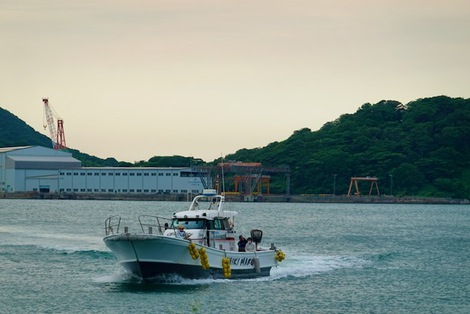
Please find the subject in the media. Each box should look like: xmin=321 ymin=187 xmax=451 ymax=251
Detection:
xmin=176 ymin=225 xmax=189 ymax=239
xmin=238 ymin=235 xmax=247 ymax=252
xmin=245 ymin=237 xmax=256 ymax=252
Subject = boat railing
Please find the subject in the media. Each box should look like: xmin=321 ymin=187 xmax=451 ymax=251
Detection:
xmin=138 ymin=215 xmax=173 ymax=235
xmin=105 ymin=215 xmax=121 ymax=236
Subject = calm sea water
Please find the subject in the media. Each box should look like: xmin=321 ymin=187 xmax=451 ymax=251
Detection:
xmin=0 ymin=199 xmax=469 ymax=314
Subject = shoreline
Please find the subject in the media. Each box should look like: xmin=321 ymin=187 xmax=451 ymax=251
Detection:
xmin=1 ymin=192 xmax=468 ymax=204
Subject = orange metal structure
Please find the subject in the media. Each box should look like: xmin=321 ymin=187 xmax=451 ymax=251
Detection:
xmin=234 ymin=175 xmax=271 ymax=195
xmin=347 ymin=177 xmax=380 ymax=196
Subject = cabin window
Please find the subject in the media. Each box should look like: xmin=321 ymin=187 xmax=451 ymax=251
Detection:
xmin=222 ymin=218 xmax=231 ymax=230
xmin=207 ymin=218 xmax=230 ymax=230
xmin=213 ymin=218 xmax=225 ymax=230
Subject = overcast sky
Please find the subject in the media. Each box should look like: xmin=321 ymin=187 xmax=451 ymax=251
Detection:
xmin=1 ymin=0 xmax=469 ymax=162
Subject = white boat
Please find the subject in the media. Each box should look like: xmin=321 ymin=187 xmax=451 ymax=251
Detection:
xmin=103 ymin=189 xmax=285 ymax=280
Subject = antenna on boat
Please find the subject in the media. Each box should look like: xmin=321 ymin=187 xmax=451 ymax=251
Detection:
xmin=220 ymin=154 xmax=226 ymax=194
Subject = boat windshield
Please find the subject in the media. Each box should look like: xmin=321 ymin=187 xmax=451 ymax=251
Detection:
xmin=171 ymin=219 xmax=206 ymax=229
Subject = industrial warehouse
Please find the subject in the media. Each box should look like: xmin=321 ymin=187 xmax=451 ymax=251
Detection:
xmin=0 ymin=146 xmax=207 ymax=195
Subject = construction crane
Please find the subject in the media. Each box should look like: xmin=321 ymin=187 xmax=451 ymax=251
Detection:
xmin=42 ymin=98 xmax=67 ymax=150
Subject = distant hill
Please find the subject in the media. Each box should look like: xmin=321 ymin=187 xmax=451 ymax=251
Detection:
xmin=0 ymin=109 xmax=52 ymax=148
xmin=2 ymin=96 xmax=470 ymax=199
xmin=225 ymin=96 xmax=470 ymax=198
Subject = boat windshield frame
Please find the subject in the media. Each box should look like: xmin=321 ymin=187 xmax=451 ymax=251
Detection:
xmin=171 ymin=216 xmax=232 ymax=231
xmin=171 ymin=218 xmax=207 ymax=230
xmin=189 ymin=194 xmax=224 ymax=212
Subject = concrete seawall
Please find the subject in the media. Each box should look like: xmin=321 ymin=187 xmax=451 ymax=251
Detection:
xmin=1 ymin=192 xmax=468 ymax=204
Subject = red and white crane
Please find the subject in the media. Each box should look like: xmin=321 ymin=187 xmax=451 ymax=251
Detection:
xmin=42 ymin=98 xmax=67 ymax=150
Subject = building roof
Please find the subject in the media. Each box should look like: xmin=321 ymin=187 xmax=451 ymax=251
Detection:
xmin=0 ymin=146 xmax=32 ymax=153
xmin=7 ymin=155 xmax=78 ymax=163
xmin=6 ymin=155 xmax=81 ymax=169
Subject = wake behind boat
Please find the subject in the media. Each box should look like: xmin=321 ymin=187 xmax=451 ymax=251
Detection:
xmin=103 ymin=189 xmax=285 ymax=280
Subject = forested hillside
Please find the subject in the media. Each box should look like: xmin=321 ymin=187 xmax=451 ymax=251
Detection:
xmin=0 ymin=108 xmax=51 ymax=148
xmin=2 ymin=96 xmax=470 ymax=198
xmin=225 ymin=96 xmax=470 ymax=198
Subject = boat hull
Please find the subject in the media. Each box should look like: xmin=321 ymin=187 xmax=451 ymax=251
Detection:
xmin=104 ymin=234 xmax=277 ymax=280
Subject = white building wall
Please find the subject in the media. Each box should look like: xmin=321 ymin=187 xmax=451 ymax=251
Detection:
xmin=73 ymin=170 xmax=87 ymax=192
xmin=1 ymin=146 xmax=206 ymax=194
xmin=160 ymin=172 xmax=172 ymax=193
xmin=26 ymin=178 xmax=59 ymax=193
xmin=100 ymin=171 xmax=116 ymax=192
xmin=13 ymin=170 xmax=25 ymax=191
xmin=4 ymin=168 xmax=15 ymax=192
xmin=59 ymin=170 xmax=73 ymax=192
xmin=16 ymin=169 xmax=59 ymax=192
xmin=127 ymin=171 xmax=141 ymax=192
xmin=114 ymin=172 xmax=129 ymax=192
xmin=0 ymin=153 xmax=6 ymax=192
xmin=142 ymin=172 xmax=156 ymax=192
xmin=56 ymin=168 xmax=205 ymax=194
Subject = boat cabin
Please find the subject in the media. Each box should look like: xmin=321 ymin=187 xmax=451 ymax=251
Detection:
xmin=163 ymin=190 xmax=238 ymax=251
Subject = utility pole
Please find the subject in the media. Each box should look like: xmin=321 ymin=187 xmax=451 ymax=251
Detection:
xmin=333 ymin=174 xmax=337 ymax=195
